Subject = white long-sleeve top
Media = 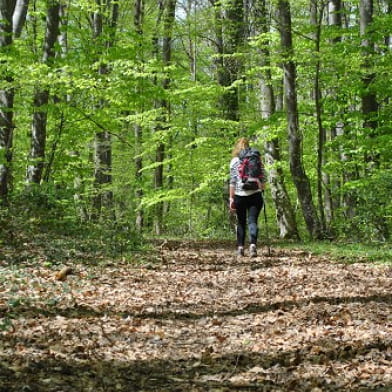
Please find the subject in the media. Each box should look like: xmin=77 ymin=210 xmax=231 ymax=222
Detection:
xmin=229 ymin=157 xmax=265 ymax=196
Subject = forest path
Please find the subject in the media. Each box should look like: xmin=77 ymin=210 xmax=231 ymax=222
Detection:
xmin=0 ymin=241 xmax=391 ymax=391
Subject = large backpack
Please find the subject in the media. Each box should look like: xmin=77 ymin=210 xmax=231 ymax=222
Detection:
xmin=238 ymin=148 xmax=263 ymax=190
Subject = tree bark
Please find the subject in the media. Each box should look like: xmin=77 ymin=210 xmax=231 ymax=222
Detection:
xmin=328 ymin=0 xmax=342 ymax=43
xmin=277 ymin=0 xmax=322 ymax=239
xmin=91 ymin=0 xmax=118 ymax=220
xmin=328 ymin=0 xmax=358 ymax=224
xmin=0 ymin=0 xmax=17 ymax=203
xmin=153 ymin=0 xmax=176 ymax=235
xmin=134 ymin=0 xmax=144 ymax=232
xmin=12 ymin=0 xmax=27 ymax=38
xmin=310 ymin=0 xmax=328 ymax=232
xmin=325 ymin=0 xmax=343 ymax=226
xmin=212 ymin=0 xmax=244 ymax=123
xmin=360 ymin=0 xmax=379 ymax=168
xmin=385 ymin=0 xmax=392 ymax=49
xmin=26 ymin=0 xmax=60 ymax=184
xmin=254 ymin=0 xmax=299 ymax=239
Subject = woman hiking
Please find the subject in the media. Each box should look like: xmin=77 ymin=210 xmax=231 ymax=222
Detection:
xmin=229 ymin=137 xmax=266 ymax=257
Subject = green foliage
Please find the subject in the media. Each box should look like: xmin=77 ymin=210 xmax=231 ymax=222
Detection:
xmin=1 ymin=186 xmax=144 ymax=264
xmin=1 ymin=0 xmax=391 ymax=244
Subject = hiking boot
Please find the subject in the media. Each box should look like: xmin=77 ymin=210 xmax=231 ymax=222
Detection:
xmin=249 ymin=244 xmax=257 ymax=257
xmin=236 ymin=246 xmax=244 ymax=257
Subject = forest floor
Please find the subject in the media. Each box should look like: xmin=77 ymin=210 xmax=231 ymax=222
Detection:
xmin=0 ymin=240 xmax=391 ymax=391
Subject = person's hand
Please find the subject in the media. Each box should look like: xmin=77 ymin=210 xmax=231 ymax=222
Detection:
xmin=229 ymin=197 xmax=236 ymax=212
xmin=258 ymin=180 xmax=266 ymax=191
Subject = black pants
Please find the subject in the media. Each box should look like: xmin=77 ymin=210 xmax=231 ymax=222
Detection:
xmin=234 ymin=192 xmax=263 ymax=247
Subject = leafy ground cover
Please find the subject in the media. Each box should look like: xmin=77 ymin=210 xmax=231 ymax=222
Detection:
xmin=0 ymin=240 xmax=391 ymax=391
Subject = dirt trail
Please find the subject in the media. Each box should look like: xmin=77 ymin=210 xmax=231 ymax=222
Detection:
xmin=0 ymin=242 xmax=391 ymax=391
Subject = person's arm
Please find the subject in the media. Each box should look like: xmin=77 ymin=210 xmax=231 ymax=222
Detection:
xmin=229 ymin=159 xmax=237 ymax=211
xmin=229 ymin=185 xmax=236 ymax=211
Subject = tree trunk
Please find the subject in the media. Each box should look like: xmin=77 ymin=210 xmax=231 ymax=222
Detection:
xmin=310 ymin=0 xmax=328 ymax=232
xmin=26 ymin=0 xmax=60 ymax=185
xmin=254 ymin=0 xmax=299 ymax=239
xmin=212 ymin=0 xmax=244 ymax=123
xmin=328 ymin=0 xmax=357 ymax=224
xmin=325 ymin=0 xmax=343 ymax=227
xmin=0 ymin=0 xmax=17 ymax=203
xmin=12 ymin=0 xmax=28 ymax=38
xmin=385 ymin=0 xmax=392 ymax=49
xmin=92 ymin=129 xmax=113 ymax=217
xmin=91 ymin=0 xmax=118 ymax=220
xmin=360 ymin=0 xmax=379 ymax=168
xmin=134 ymin=0 xmax=144 ymax=232
xmin=277 ymin=0 xmax=322 ymax=239
xmin=212 ymin=0 xmax=224 ymax=86
xmin=328 ymin=0 xmax=342 ymax=44
xmin=153 ymin=0 xmax=176 ymax=235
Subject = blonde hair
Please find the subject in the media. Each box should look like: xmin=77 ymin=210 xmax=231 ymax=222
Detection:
xmin=232 ymin=137 xmax=250 ymax=157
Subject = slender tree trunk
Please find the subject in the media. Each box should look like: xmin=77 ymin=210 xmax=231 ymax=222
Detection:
xmin=223 ymin=0 xmax=244 ymax=122
xmin=91 ymin=0 xmax=118 ymax=220
xmin=329 ymin=0 xmax=357 ymax=222
xmin=91 ymin=3 xmax=103 ymax=218
xmin=360 ymin=0 xmax=379 ymax=168
xmin=325 ymin=0 xmax=343 ymax=226
xmin=153 ymin=0 xmax=176 ymax=235
xmin=0 ymin=0 xmax=17 ymax=203
xmin=134 ymin=0 xmax=144 ymax=231
xmin=328 ymin=0 xmax=356 ymax=222
xmin=212 ymin=0 xmax=224 ymax=86
xmin=92 ymin=128 xmax=113 ymax=216
xmin=212 ymin=0 xmax=244 ymax=124
xmin=12 ymin=0 xmax=28 ymax=37
xmin=277 ymin=0 xmax=322 ymax=239
xmin=57 ymin=2 xmax=67 ymax=57
xmin=310 ymin=0 xmax=328 ymax=232
xmin=328 ymin=0 xmax=342 ymax=44
xmin=26 ymin=0 xmax=60 ymax=184
xmin=255 ymin=0 xmax=299 ymax=239
xmin=360 ymin=0 xmax=387 ymax=239
xmin=186 ymin=0 xmax=199 ymax=232
xmin=56 ymin=3 xmax=87 ymax=221
xmin=385 ymin=0 xmax=392 ymax=49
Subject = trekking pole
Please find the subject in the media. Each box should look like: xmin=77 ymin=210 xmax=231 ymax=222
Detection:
xmin=262 ymin=191 xmax=272 ymax=257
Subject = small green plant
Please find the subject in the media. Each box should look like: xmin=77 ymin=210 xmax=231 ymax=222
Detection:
xmin=0 ymin=317 xmax=13 ymax=332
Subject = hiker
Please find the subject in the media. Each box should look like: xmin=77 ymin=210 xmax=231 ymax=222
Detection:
xmin=229 ymin=137 xmax=266 ymax=257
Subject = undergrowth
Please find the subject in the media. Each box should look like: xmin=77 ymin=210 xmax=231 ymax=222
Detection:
xmin=0 ymin=203 xmax=146 ymax=266
xmin=276 ymin=240 xmax=392 ymax=265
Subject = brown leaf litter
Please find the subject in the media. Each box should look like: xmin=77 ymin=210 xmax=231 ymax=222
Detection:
xmin=0 ymin=243 xmax=391 ymax=391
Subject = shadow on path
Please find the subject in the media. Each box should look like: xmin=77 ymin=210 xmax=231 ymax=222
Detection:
xmin=2 ymin=293 xmax=391 ymax=321
xmin=1 ymin=337 xmax=391 ymax=391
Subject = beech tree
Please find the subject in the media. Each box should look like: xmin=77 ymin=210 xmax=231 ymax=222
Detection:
xmin=133 ymin=0 xmax=144 ymax=232
xmin=90 ymin=0 xmax=119 ymax=219
xmin=0 ymin=0 xmax=17 ymax=202
xmin=153 ymin=0 xmax=176 ymax=235
xmin=26 ymin=0 xmax=61 ymax=184
xmin=360 ymin=0 xmax=378 ymax=167
xmin=254 ymin=0 xmax=299 ymax=239
xmin=212 ymin=0 xmax=244 ymax=124
xmin=323 ymin=0 xmax=342 ymax=228
xmin=277 ymin=0 xmax=322 ymax=239
xmin=12 ymin=0 xmax=28 ymax=37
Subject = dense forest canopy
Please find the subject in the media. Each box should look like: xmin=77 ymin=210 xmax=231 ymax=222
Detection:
xmin=0 ymin=0 xmax=391 ymax=244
